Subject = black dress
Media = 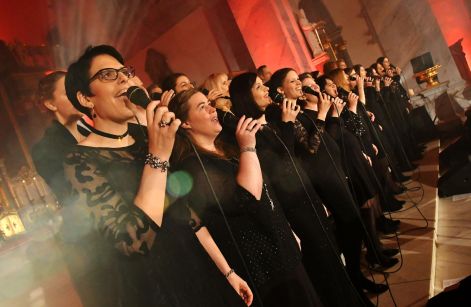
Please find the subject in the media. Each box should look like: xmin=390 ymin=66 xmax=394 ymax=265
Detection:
xmin=177 ymin=153 xmax=322 ymax=307
xmin=62 ymin=137 xmax=245 ymax=307
xmin=330 ymin=112 xmax=377 ymax=206
xmin=32 ymin=120 xmax=84 ymax=205
xmin=257 ymin=122 xmax=364 ymax=307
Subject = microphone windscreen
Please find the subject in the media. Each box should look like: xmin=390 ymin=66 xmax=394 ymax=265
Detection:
xmin=127 ymin=86 xmax=150 ymax=108
xmin=302 ymin=86 xmax=320 ymax=98
xmin=150 ymin=92 xmax=162 ymax=101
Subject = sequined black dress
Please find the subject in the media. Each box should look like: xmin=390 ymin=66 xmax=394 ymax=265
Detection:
xmin=177 ymin=152 xmax=322 ymax=307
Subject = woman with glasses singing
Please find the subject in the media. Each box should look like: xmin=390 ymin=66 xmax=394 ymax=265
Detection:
xmin=62 ymin=45 xmax=251 ymax=307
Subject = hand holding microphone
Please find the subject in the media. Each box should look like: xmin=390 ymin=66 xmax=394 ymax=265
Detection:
xmin=127 ymin=86 xmax=181 ymax=160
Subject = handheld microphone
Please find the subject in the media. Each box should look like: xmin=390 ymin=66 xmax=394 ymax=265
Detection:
xmin=127 ymin=86 xmax=151 ymax=108
xmin=302 ymin=86 xmax=320 ymax=98
xmin=150 ymin=92 xmax=162 ymax=101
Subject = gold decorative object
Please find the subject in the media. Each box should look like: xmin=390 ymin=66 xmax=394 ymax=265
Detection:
xmin=414 ymin=64 xmax=441 ymax=88
xmin=0 ymin=212 xmax=25 ymax=238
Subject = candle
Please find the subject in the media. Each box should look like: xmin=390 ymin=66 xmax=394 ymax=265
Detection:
xmin=22 ymin=180 xmax=33 ymax=202
xmin=33 ymin=177 xmax=45 ymax=197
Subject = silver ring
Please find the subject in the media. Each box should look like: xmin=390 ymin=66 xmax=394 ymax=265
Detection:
xmin=159 ymin=121 xmax=169 ymax=127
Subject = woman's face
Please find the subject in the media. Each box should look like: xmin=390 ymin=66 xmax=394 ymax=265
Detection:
xmin=52 ymin=76 xmax=83 ymax=120
xmin=348 ymin=71 xmax=358 ymax=88
xmin=87 ymin=54 xmax=136 ymax=122
xmin=376 ymin=63 xmax=385 ymax=76
xmin=301 ymin=77 xmax=320 ymax=102
xmin=251 ymin=77 xmax=271 ymax=111
xmin=216 ymin=74 xmax=230 ymax=96
xmin=184 ymin=92 xmax=222 ymax=138
xmin=358 ymin=66 xmax=366 ymax=78
xmin=175 ymin=75 xmax=194 ymax=93
xmin=382 ymin=58 xmax=390 ymax=69
xmin=323 ymin=78 xmax=338 ymax=97
xmin=279 ymin=70 xmax=303 ymax=100
xmin=386 ymin=67 xmax=395 ymax=77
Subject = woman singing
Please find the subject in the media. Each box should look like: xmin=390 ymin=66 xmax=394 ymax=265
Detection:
xmin=63 ymin=45 xmax=251 ymax=307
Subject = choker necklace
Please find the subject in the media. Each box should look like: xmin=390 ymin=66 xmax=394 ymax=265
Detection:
xmin=88 ymin=125 xmax=129 ymax=140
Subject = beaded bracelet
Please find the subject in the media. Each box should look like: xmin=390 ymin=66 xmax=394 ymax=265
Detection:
xmin=224 ymin=268 xmax=235 ymax=278
xmin=145 ymin=153 xmax=170 ymax=172
xmin=240 ymin=146 xmax=256 ymax=154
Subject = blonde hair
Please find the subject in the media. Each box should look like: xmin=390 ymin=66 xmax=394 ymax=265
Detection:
xmin=203 ymin=73 xmax=227 ymax=92
xmin=328 ymin=68 xmax=351 ymax=92
xmin=202 ymin=73 xmax=232 ymax=112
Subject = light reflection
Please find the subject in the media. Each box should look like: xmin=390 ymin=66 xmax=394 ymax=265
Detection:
xmin=167 ymin=171 xmax=193 ymax=198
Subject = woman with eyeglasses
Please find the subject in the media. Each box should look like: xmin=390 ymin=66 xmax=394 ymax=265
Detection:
xmin=62 ymin=45 xmax=251 ymax=307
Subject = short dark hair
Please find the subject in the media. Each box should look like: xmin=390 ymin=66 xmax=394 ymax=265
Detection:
xmin=229 ymin=72 xmax=264 ymax=119
xmin=65 ymin=45 xmax=124 ymax=117
xmin=256 ymin=65 xmax=267 ymax=77
xmin=316 ymin=75 xmax=330 ymax=92
xmin=161 ymin=73 xmax=186 ymax=92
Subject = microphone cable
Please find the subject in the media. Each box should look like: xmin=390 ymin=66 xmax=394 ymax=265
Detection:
xmin=266 ymin=124 xmax=369 ymax=307
xmin=356 ymin=98 xmax=427 ymax=230
xmin=327 ymin=97 xmax=399 ymax=307
xmin=291 ymin=101 xmax=391 ymax=307
xmin=220 ymin=106 xmax=367 ymax=306
xmin=134 ymin=114 xmax=264 ymax=307
xmin=184 ymin=135 xmax=265 ymax=307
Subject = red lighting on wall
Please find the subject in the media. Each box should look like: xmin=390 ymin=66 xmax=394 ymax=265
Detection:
xmin=429 ymin=0 xmax=471 ymax=68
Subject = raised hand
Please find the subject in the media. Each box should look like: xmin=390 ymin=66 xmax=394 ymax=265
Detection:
xmin=235 ymin=116 xmax=261 ymax=149
xmin=365 ymin=77 xmax=374 ymax=87
xmin=384 ymin=77 xmax=393 ymax=87
xmin=331 ymin=96 xmax=345 ymax=117
xmin=146 ymin=101 xmax=181 ymax=161
xmin=357 ymin=75 xmax=365 ymax=90
xmin=159 ymin=90 xmax=175 ymax=107
xmin=367 ymin=111 xmax=375 ymax=122
xmin=363 ymin=152 xmax=372 ymax=166
xmin=207 ymin=89 xmax=225 ymax=102
xmin=281 ymin=99 xmax=301 ymax=123
xmin=318 ymin=92 xmax=332 ymax=120
xmin=347 ymin=92 xmax=359 ymax=111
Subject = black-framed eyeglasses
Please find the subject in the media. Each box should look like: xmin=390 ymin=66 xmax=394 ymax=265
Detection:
xmin=89 ymin=66 xmax=135 ymax=83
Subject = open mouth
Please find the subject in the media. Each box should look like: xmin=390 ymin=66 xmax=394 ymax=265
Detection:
xmin=116 ymin=88 xmax=129 ymax=97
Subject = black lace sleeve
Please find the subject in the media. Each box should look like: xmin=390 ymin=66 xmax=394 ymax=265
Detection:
xmin=64 ymin=149 xmax=159 ymax=256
